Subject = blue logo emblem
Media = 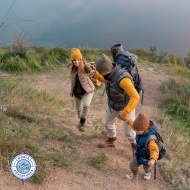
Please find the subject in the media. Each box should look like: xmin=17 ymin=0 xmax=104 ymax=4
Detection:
xmin=9 ymin=152 xmax=38 ymax=182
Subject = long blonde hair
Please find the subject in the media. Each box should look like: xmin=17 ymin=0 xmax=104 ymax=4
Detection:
xmin=70 ymin=59 xmax=86 ymax=75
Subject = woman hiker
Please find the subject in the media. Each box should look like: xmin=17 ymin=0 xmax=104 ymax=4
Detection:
xmin=69 ymin=48 xmax=95 ymax=132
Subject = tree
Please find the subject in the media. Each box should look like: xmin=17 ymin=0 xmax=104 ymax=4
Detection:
xmin=0 ymin=0 xmax=15 ymax=31
xmin=157 ymin=50 xmax=167 ymax=64
xmin=149 ymin=45 xmax=157 ymax=62
xmin=186 ymin=51 xmax=190 ymax=68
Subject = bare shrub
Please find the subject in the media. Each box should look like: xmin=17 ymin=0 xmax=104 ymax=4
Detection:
xmin=10 ymin=32 xmax=31 ymax=58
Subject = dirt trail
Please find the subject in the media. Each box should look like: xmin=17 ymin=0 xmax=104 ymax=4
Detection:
xmin=0 ymin=62 xmax=171 ymax=190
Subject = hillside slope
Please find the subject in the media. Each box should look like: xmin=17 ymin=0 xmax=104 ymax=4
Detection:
xmin=0 ymin=62 xmax=172 ymax=190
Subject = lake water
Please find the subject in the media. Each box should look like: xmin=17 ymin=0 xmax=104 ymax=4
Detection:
xmin=0 ymin=0 xmax=190 ymax=57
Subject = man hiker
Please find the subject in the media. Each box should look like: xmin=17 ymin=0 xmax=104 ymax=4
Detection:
xmin=90 ymin=54 xmax=140 ymax=156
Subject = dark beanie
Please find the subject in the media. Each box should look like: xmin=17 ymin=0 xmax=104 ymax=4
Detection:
xmin=133 ymin=113 xmax=149 ymax=131
xmin=96 ymin=54 xmax=114 ymax=73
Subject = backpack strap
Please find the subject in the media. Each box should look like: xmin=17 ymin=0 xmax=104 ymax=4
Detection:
xmin=145 ymin=134 xmax=157 ymax=152
xmin=101 ymin=69 xmax=125 ymax=97
xmin=145 ymin=134 xmax=157 ymax=180
xmin=141 ymin=88 xmax=144 ymax=105
xmin=113 ymin=68 xmax=144 ymax=105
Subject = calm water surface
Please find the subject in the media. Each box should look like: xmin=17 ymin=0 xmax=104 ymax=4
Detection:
xmin=0 ymin=0 xmax=190 ymax=57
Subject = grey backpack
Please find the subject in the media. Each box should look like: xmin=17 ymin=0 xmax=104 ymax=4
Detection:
xmin=145 ymin=132 xmax=166 ymax=160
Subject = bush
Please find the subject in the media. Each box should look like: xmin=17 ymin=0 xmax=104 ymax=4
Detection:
xmin=10 ymin=38 xmax=30 ymax=58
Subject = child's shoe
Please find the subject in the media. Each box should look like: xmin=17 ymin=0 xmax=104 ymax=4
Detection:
xmin=125 ymin=174 xmax=138 ymax=180
xmin=143 ymin=172 xmax=151 ymax=180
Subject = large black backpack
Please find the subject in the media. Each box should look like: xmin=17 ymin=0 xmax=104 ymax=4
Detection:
xmin=111 ymin=44 xmax=144 ymax=104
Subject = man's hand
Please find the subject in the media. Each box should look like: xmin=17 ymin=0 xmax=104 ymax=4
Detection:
xmin=118 ymin=112 xmax=127 ymax=121
xmin=89 ymin=69 xmax=97 ymax=78
xmin=148 ymin=158 xmax=155 ymax=167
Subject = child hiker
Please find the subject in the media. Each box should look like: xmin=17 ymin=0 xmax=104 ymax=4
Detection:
xmin=125 ymin=113 xmax=159 ymax=180
xmin=69 ymin=48 xmax=95 ymax=132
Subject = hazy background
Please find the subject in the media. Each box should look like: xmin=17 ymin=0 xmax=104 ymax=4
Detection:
xmin=0 ymin=0 xmax=190 ymax=57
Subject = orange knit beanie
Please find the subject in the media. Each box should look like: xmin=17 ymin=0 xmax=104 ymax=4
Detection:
xmin=133 ymin=113 xmax=149 ymax=131
xmin=71 ymin=48 xmax=82 ymax=60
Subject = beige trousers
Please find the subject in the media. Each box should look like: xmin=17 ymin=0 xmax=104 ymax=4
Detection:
xmin=75 ymin=92 xmax=94 ymax=118
xmin=130 ymin=157 xmax=152 ymax=174
xmin=104 ymin=106 xmax=136 ymax=144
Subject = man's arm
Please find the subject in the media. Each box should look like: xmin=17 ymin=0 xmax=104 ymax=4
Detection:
xmin=118 ymin=78 xmax=140 ymax=120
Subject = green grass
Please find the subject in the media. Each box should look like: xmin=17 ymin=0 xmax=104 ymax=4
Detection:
xmin=0 ymin=47 xmax=70 ymax=73
xmin=48 ymin=152 xmax=71 ymax=168
xmin=87 ymin=153 xmax=107 ymax=169
xmin=160 ymin=78 xmax=190 ymax=133
xmin=0 ymin=45 xmax=164 ymax=73
xmin=0 ymin=78 xmax=75 ymax=184
xmin=155 ymin=67 xmax=190 ymax=189
xmin=0 ymin=46 xmax=190 ymax=188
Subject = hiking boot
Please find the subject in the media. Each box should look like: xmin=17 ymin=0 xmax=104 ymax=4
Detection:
xmin=131 ymin=143 xmax=136 ymax=157
xmin=77 ymin=117 xmax=86 ymax=132
xmin=98 ymin=137 xmax=116 ymax=148
xmin=125 ymin=174 xmax=138 ymax=180
xmin=77 ymin=123 xmax=84 ymax=132
xmin=143 ymin=172 xmax=151 ymax=180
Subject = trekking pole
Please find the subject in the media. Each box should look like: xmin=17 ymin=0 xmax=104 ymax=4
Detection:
xmin=101 ymin=87 xmax=106 ymax=96
xmin=141 ymin=89 xmax=144 ymax=105
xmin=154 ymin=162 xmax=157 ymax=180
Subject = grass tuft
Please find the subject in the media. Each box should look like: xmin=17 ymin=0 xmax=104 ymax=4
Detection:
xmin=88 ymin=153 xmax=107 ymax=169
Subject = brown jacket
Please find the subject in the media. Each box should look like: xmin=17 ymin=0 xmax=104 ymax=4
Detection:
xmin=70 ymin=61 xmax=95 ymax=94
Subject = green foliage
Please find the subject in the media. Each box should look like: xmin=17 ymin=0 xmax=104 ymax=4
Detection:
xmin=147 ymin=45 xmax=168 ymax=63
xmin=161 ymin=78 xmax=190 ymax=132
xmin=130 ymin=49 xmax=150 ymax=56
xmin=0 ymin=46 xmax=9 ymax=54
xmin=150 ymin=45 xmax=157 ymax=54
xmin=79 ymin=45 xmax=107 ymax=61
xmin=158 ymin=50 xmax=167 ymax=63
xmin=47 ymin=47 xmax=70 ymax=63
xmin=157 ymin=72 xmax=190 ymax=189
xmin=26 ymin=56 xmax=43 ymax=71
xmin=166 ymin=54 xmax=189 ymax=70
xmin=0 ymin=51 xmax=15 ymax=62
xmin=40 ymin=47 xmax=70 ymax=68
xmin=187 ymin=51 xmax=190 ymax=68
xmin=130 ymin=49 xmax=151 ymax=62
xmin=32 ymin=46 xmax=48 ymax=54
xmin=0 ymin=45 xmax=177 ymax=73
xmin=0 ymin=46 xmax=70 ymax=73
xmin=149 ymin=45 xmax=157 ymax=62
xmin=0 ymin=54 xmax=43 ymax=73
